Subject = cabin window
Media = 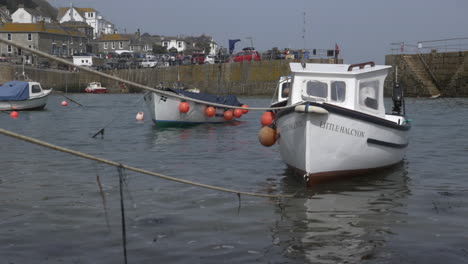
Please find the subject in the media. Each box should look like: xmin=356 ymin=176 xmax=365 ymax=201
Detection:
xmin=359 ymin=80 xmax=379 ymax=110
xmin=331 ymin=81 xmax=346 ymax=102
xmin=31 ymin=85 xmax=41 ymax=93
xmin=281 ymin=81 xmax=291 ymax=98
xmin=304 ymin=80 xmax=327 ymax=99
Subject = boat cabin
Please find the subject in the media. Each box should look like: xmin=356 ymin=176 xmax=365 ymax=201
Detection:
xmin=0 ymin=81 xmax=47 ymax=101
xmin=288 ymin=62 xmax=391 ymax=118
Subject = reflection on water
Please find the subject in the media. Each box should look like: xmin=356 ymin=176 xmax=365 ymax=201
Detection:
xmin=274 ymin=163 xmax=409 ymax=263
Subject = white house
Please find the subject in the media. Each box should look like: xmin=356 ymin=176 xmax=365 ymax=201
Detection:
xmin=161 ymin=37 xmax=187 ymax=53
xmin=11 ymin=6 xmax=52 ymax=23
xmin=57 ymin=7 xmax=115 ymax=39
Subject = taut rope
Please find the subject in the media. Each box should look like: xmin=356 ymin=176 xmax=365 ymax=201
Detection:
xmin=0 ymin=128 xmax=294 ymax=198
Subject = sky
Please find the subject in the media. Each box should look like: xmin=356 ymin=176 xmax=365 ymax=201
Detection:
xmin=48 ymin=0 xmax=468 ymax=64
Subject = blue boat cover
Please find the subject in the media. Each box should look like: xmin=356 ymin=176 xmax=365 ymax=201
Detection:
xmin=168 ymin=88 xmax=242 ymax=106
xmin=0 ymin=81 xmax=30 ymax=101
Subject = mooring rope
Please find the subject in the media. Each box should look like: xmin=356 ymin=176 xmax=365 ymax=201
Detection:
xmin=0 ymin=128 xmax=294 ymax=198
xmin=0 ymin=38 xmax=297 ymax=112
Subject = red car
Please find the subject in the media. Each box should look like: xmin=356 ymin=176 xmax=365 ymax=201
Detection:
xmin=191 ymin=53 xmax=206 ymax=64
xmin=228 ymin=50 xmax=261 ymax=62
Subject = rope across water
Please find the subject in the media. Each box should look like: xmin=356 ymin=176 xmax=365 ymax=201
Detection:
xmin=0 ymin=128 xmax=294 ymax=198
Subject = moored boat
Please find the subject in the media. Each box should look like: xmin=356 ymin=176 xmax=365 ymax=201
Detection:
xmin=143 ymin=88 xmax=247 ymax=127
xmin=0 ymin=80 xmax=52 ymax=111
xmin=259 ymin=62 xmax=410 ymax=185
xmin=85 ymin=82 xmax=107 ymax=93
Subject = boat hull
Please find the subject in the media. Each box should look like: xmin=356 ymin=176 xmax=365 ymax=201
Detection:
xmin=143 ymin=92 xmax=234 ymax=126
xmin=0 ymin=90 xmax=51 ymax=111
xmin=85 ymin=88 xmax=107 ymax=93
xmin=276 ymin=105 xmax=409 ymax=185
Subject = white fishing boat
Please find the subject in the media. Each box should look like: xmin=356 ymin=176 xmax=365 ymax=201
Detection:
xmin=259 ymin=62 xmax=410 ymax=185
xmin=143 ymin=88 xmax=248 ymax=126
xmin=0 ymin=80 xmax=52 ymax=111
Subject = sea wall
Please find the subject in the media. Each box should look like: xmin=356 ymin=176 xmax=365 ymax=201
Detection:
xmin=385 ymin=51 xmax=468 ymax=97
xmin=0 ymin=58 xmax=340 ymax=95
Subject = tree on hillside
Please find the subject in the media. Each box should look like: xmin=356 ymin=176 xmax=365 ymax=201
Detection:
xmin=152 ymin=44 xmax=167 ymax=54
xmin=0 ymin=0 xmax=38 ymax=11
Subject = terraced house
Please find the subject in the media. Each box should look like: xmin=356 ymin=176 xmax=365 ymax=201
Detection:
xmin=95 ymin=33 xmax=131 ymax=54
xmin=0 ymin=22 xmax=89 ymax=64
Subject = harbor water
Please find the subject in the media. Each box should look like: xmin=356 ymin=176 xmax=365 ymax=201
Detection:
xmin=1 ymin=94 xmax=467 ymax=263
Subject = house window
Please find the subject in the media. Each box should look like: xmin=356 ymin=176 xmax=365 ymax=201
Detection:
xmin=130 ymin=46 xmax=134 ymax=51
xmin=7 ymin=33 xmax=11 ymax=40
xmin=303 ymin=80 xmax=328 ymax=99
xmin=177 ymin=41 xmax=182 ymax=48
xmin=359 ymin=80 xmax=379 ymax=110
xmin=87 ymin=12 xmax=94 ymax=18
xmin=27 ymin=33 xmax=32 ymax=41
xmin=7 ymin=45 xmax=12 ymax=53
xmin=104 ymin=42 xmax=108 ymax=49
xmin=163 ymin=41 xmax=168 ymax=47
xmin=119 ymin=41 xmax=123 ymax=49
xmin=330 ymin=81 xmax=346 ymax=102
xmin=112 ymin=42 xmax=115 ymax=49
xmin=18 ymin=48 xmax=22 ymax=55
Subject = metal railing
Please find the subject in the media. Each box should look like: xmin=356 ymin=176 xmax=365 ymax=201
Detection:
xmin=390 ymin=37 xmax=468 ymax=54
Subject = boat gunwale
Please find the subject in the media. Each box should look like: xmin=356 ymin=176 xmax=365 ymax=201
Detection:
xmin=275 ymin=101 xmax=411 ymax=131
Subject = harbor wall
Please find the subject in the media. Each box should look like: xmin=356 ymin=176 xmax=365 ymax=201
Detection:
xmin=0 ymin=58 xmax=341 ymax=96
xmin=385 ymin=51 xmax=468 ymax=97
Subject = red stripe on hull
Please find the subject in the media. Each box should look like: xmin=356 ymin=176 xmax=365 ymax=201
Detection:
xmin=286 ymin=162 xmax=403 ymax=187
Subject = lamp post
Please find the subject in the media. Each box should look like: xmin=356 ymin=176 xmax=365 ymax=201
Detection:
xmin=246 ymin=37 xmax=254 ymax=61
xmin=246 ymin=37 xmax=254 ymax=49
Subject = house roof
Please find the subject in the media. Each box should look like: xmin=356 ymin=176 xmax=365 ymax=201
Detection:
xmin=96 ymin=34 xmax=131 ymax=41
xmin=0 ymin=22 xmax=86 ymax=37
xmin=57 ymin=7 xmax=97 ymax=20
xmin=61 ymin=21 xmax=93 ymax=29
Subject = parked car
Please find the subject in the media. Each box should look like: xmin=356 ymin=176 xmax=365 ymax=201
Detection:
xmin=191 ymin=53 xmax=206 ymax=64
xmin=228 ymin=50 xmax=261 ymax=62
xmin=204 ymin=55 xmax=215 ymax=64
xmin=141 ymin=59 xmax=157 ymax=68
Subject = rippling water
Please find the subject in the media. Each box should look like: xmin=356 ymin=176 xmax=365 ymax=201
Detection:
xmin=1 ymin=94 xmax=467 ymax=263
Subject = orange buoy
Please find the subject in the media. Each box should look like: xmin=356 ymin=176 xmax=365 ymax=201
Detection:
xmin=258 ymin=126 xmax=277 ymax=147
xmin=136 ymin=111 xmax=144 ymax=121
xmin=233 ymin=108 xmax=243 ymax=118
xmin=61 ymin=100 xmax=68 ymax=106
xmin=205 ymin=106 xmax=215 ymax=117
xmin=9 ymin=111 xmax=19 ymax=119
xmin=179 ymin=102 xmax=190 ymax=113
xmin=241 ymin=104 xmax=249 ymax=114
xmin=260 ymin=111 xmax=274 ymax=126
xmin=223 ymin=110 xmax=233 ymax=120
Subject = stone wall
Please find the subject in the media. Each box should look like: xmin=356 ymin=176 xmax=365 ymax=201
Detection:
xmin=385 ymin=51 xmax=468 ymax=97
xmin=0 ymin=58 xmax=341 ymax=95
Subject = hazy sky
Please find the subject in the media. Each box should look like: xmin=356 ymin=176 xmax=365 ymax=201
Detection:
xmin=49 ymin=0 xmax=468 ymax=64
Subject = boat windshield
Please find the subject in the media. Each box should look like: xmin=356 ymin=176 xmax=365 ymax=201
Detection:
xmin=31 ymin=84 xmax=41 ymax=93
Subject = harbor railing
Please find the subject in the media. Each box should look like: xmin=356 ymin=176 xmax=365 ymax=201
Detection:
xmin=390 ymin=37 xmax=468 ymax=55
